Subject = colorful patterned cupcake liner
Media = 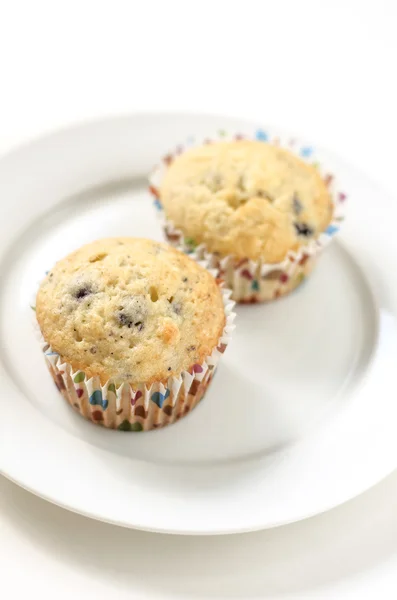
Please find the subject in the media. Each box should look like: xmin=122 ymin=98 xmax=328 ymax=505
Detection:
xmin=149 ymin=129 xmax=347 ymax=303
xmin=35 ymin=269 xmax=236 ymax=432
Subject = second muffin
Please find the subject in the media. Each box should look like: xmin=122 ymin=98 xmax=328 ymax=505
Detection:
xmin=151 ymin=138 xmax=345 ymax=303
xmin=36 ymin=238 xmax=234 ymax=431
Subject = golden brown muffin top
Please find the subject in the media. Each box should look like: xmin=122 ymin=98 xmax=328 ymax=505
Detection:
xmin=160 ymin=141 xmax=333 ymax=263
xmin=36 ymin=238 xmax=225 ymax=386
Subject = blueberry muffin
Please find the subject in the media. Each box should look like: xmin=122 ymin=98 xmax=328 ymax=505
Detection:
xmin=157 ymin=140 xmax=336 ymax=302
xmin=36 ymin=238 xmax=233 ymax=430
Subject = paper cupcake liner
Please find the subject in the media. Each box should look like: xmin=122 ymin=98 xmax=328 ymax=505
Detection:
xmin=149 ymin=129 xmax=347 ymax=303
xmin=35 ymin=271 xmax=236 ymax=432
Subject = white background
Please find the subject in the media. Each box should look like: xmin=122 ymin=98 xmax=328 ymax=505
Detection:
xmin=1 ymin=1 xmax=397 ymax=598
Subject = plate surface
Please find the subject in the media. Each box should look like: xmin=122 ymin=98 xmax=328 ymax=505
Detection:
xmin=1 ymin=113 xmax=397 ymax=534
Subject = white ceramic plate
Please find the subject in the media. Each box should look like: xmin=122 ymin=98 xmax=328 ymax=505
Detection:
xmin=1 ymin=113 xmax=397 ymax=535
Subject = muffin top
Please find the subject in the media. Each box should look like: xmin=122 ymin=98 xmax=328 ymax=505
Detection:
xmin=36 ymin=238 xmax=225 ymax=386
xmin=159 ymin=140 xmax=333 ymax=263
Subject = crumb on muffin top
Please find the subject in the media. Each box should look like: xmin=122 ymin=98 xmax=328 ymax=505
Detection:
xmin=159 ymin=140 xmax=333 ymax=263
xmin=36 ymin=238 xmax=225 ymax=386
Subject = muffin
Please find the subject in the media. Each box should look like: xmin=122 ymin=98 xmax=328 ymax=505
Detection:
xmin=36 ymin=238 xmax=235 ymax=431
xmin=150 ymin=137 xmax=345 ymax=302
